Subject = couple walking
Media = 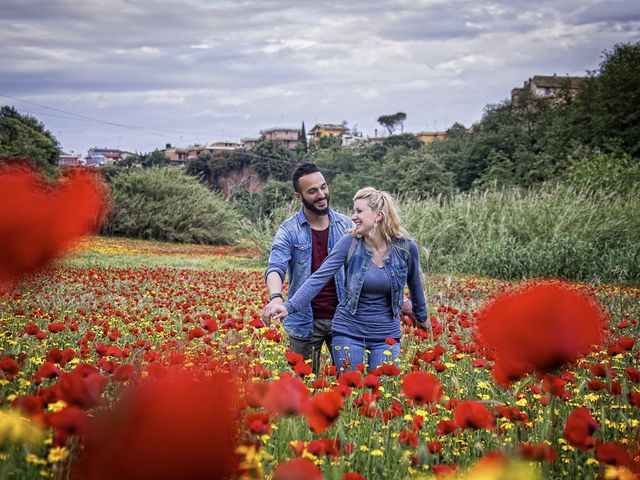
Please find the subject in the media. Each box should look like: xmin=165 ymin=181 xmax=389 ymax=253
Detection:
xmin=262 ymin=163 xmax=427 ymax=375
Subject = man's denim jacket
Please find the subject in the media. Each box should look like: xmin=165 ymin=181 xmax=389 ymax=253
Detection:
xmin=285 ymin=235 xmax=428 ymax=324
xmin=265 ymin=208 xmax=352 ymax=339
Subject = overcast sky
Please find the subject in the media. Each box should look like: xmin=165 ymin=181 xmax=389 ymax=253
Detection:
xmin=1 ymin=0 xmax=639 ymax=155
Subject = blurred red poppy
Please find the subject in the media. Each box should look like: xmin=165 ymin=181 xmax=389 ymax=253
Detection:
xmin=0 ymin=165 xmax=107 ymax=290
xmin=338 ymin=371 xmax=363 ymax=389
xmin=245 ymin=412 xmax=271 ymax=435
xmin=478 ymin=281 xmax=605 ymax=386
xmin=516 ymin=442 xmax=557 ymax=461
xmin=306 ymin=389 xmax=344 ymax=434
xmin=57 ymin=364 xmax=107 ymax=410
xmin=596 ymin=441 xmax=631 ymax=466
xmin=75 ymin=369 xmax=239 ymax=480
xmin=306 ymin=438 xmax=341 ymax=457
xmin=262 ymin=373 xmax=309 ymax=416
xmin=453 ymin=400 xmax=493 ymax=430
xmin=401 ymin=371 xmax=443 ymax=405
xmin=272 ymin=458 xmax=322 ymax=480
xmin=563 ymin=406 xmax=599 ymax=450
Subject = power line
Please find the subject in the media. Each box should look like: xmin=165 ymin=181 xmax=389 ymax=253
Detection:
xmin=0 ymin=92 xmax=246 ymax=141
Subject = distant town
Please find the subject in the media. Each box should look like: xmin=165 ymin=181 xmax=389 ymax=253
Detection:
xmin=58 ymin=74 xmax=585 ymax=168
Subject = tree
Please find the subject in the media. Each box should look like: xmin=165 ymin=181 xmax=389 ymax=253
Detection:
xmin=297 ymin=121 xmax=308 ymax=155
xmin=377 ymin=112 xmax=407 ymax=135
xmin=251 ymin=139 xmax=292 ymax=181
xmin=0 ymin=106 xmax=60 ymax=174
xmin=572 ymin=42 xmax=640 ymax=156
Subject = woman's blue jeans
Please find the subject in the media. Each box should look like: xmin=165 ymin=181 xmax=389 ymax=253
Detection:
xmin=332 ymin=335 xmax=400 ymax=373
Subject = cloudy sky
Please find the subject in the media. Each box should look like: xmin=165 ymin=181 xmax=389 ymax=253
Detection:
xmin=1 ymin=0 xmax=639 ymax=155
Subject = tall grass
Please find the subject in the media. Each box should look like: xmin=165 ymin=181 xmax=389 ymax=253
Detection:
xmin=238 ymin=201 xmax=298 ymax=263
xmin=239 ymin=185 xmax=639 ymax=282
xmin=402 ymin=185 xmax=640 ymax=282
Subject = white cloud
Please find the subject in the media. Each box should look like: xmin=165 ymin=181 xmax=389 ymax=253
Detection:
xmin=0 ymin=0 xmax=638 ymax=153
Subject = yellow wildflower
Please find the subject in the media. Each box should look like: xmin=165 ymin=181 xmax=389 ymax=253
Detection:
xmin=48 ymin=447 xmax=70 ymax=463
xmin=0 ymin=409 xmax=44 ymax=447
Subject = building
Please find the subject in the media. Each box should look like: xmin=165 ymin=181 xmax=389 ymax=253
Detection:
xmin=310 ymin=123 xmax=348 ymax=142
xmin=209 ymin=141 xmax=242 ymax=151
xmin=511 ymin=75 xmax=587 ymax=103
xmin=241 ymin=137 xmax=260 ymax=150
xmin=259 ymin=127 xmax=300 ymax=151
xmin=417 ymin=131 xmax=446 ymax=144
xmin=341 ymin=133 xmax=366 ymax=147
xmin=164 ymin=141 xmax=244 ymax=166
xmin=85 ymin=148 xmax=135 ymax=166
xmin=164 ymin=147 xmax=189 ymax=166
xmin=58 ymin=150 xmax=84 ymax=167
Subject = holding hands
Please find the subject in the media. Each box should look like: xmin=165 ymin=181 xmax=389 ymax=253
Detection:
xmin=261 ymin=296 xmax=289 ymax=326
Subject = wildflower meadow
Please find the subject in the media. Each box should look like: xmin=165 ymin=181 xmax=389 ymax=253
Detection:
xmin=0 ymin=166 xmax=639 ymax=480
xmin=0 ymin=235 xmax=638 ymax=479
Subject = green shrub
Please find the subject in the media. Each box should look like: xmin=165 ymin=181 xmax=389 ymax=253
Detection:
xmin=103 ymin=168 xmax=240 ymax=245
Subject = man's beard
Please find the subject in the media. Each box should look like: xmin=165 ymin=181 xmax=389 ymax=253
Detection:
xmin=302 ymin=194 xmax=330 ymax=216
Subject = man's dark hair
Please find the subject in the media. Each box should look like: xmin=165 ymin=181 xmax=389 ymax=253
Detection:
xmin=292 ymin=162 xmax=322 ymax=193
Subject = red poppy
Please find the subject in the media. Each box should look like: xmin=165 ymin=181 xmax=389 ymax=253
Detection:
xmin=478 ymin=282 xmax=605 ymax=386
xmin=342 ymin=473 xmax=366 ymax=480
xmin=46 ymin=406 xmax=89 ymax=446
xmin=626 ymin=368 xmax=640 ymax=383
xmin=0 ymin=165 xmax=107 ymax=290
xmin=428 ymin=440 xmax=443 ymax=454
xmin=401 ymin=371 xmax=443 ymax=404
xmin=338 ymin=371 xmax=363 ymax=389
xmin=272 ymin=458 xmax=322 ymax=480
xmin=363 ymin=373 xmax=380 ymax=390
xmin=371 ymin=363 xmax=400 ymax=376
xmin=563 ymin=406 xmax=599 ymax=450
xmin=541 ymin=374 xmax=569 ymax=398
xmin=293 ymin=361 xmax=312 ymax=377
xmin=245 ymin=412 xmax=271 ymax=435
xmin=453 ymin=400 xmax=493 ymax=430
xmin=516 ymin=442 xmax=557 ymax=462
xmin=596 ymin=441 xmax=631 ymax=466
xmin=305 ymin=389 xmax=344 ymax=434
xmin=285 ymin=350 xmax=304 ymax=366
xmin=113 ymin=364 xmax=135 ymax=383
xmin=398 ymin=429 xmax=419 ymax=448
xmin=76 ymin=369 xmax=239 ymax=480
xmin=0 ymin=356 xmax=19 ymax=379
xmin=629 ymin=391 xmax=640 ymax=408
xmin=57 ymin=365 xmax=107 ymax=409
xmin=262 ymin=373 xmax=309 ymax=416
xmin=312 ymin=378 xmax=329 ymax=389
xmin=35 ymin=362 xmax=61 ymax=383
xmin=306 ymin=438 xmax=341 ymax=457
xmin=436 ymin=419 xmax=458 ymax=436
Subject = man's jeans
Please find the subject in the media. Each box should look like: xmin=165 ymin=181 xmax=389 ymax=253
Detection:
xmin=332 ymin=335 xmax=400 ymax=373
xmin=289 ymin=317 xmax=333 ymax=375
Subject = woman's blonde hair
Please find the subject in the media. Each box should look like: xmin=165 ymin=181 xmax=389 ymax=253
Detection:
xmin=351 ymin=187 xmax=411 ymax=243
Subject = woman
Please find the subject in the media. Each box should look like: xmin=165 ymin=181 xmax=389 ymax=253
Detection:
xmin=269 ymin=187 xmax=428 ymax=372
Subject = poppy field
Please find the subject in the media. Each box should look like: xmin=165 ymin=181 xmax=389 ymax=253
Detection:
xmin=1 ymin=236 xmax=640 ymax=479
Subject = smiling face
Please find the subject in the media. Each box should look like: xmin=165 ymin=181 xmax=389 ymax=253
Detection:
xmin=351 ymin=198 xmax=382 ymax=237
xmin=296 ymin=172 xmax=330 ymax=216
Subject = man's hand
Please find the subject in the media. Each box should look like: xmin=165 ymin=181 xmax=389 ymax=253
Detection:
xmin=261 ymin=297 xmax=284 ymax=326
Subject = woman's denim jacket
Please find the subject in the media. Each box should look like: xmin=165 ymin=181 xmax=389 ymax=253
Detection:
xmin=265 ymin=208 xmax=353 ymax=339
xmin=285 ymin=234 xmax=428 ymax=325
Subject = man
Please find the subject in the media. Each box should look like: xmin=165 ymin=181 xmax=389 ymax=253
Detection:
xmin=262 ymin=163 xmax=352 ymax=374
